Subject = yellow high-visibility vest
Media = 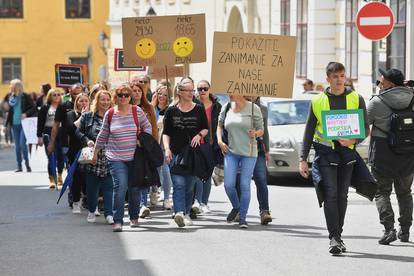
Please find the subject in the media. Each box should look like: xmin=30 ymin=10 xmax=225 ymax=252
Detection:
xmin=311 ymin=90 xmax=359 ymax=149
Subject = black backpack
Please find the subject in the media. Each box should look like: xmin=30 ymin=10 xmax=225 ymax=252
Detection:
xmin=378 ymin=96 xmax=414 ymax=155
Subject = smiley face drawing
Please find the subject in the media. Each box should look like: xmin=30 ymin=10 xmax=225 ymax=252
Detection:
xmin=135 ymin=38 xmax=156 ymax=59
xmin=173 ymin=37 xmax=194 ymax=58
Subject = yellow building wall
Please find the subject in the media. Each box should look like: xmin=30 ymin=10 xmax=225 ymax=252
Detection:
xmin=0 ymin=0 xmax=109 ymax=98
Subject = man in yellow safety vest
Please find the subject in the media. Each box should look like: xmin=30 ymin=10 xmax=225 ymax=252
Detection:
xmin=299 ymin=62 xmax=370 ymax=255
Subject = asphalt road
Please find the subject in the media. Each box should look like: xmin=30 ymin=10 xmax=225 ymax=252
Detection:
xmin=0 ymin=147 xmax=413 ymax=276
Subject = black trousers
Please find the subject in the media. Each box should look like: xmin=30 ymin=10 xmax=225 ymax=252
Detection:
xmin=320 ymin=163 xmax=354 ymax=239
xmin=67 ymin=151 xmax=86 ymax=203
xmin=373 ymin=170 xmax=413 ymax=231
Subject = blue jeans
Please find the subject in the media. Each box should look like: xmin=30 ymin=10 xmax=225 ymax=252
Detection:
xmin=224 ymin=152 xmax=257 ymax=221
xmin=171 ymin=173 xmax=196 ymax=214
xmin=195 ymin=177 xmax=212 ymax=205
xmin=85 ymin=173 xmax=114 ymax=217
xmin=159 ymin=163 xmax=172 ymax=200
xmin=139 ymin=188 xmax=149 ymax=207
xmin=43 ymin=128 xmax=64 ymax=175
xmin=252 ymin=152 xmax=269 ymax=211
xmin=108 ymin=161 xmax=140 ymax=225
xmin=12 ymin=124 xmax=29 ymax=169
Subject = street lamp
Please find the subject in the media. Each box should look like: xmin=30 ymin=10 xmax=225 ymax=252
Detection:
xmin=99 ymin=31 xmax=109 ymax=55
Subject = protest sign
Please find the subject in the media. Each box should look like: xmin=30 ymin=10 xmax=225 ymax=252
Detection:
xmin=122 ymin=14 xmax=206 ymax=66
xmin=114 ymin=48 xmax=146 ymax=71
xmin=148 ymin=65 xmax=184 ymax=79
xmin=322 ymin=109 xmax=366 ymax=140
xmin=107 ymin=49 xmax=138 ymax=87
xmin=55 ymin=64 xmax=87 ymax=88
xmin=21 ymin=117 xmax=38 ymax=144
xmin=210 ymin=32 xmax=296 ymax=98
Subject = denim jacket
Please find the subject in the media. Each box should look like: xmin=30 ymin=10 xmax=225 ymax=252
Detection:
xmin=76 ymin=112 xmax=109 ymax=177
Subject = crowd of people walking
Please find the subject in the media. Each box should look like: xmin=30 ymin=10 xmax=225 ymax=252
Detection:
xmin=1 ymin=62 xmax=413 ymax=255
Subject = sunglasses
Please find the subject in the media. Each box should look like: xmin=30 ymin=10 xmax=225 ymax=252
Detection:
xmin=139 ymin=80 xmax=148 ymax=84
xmin=180 ymin=89 xmax=195 ymax=93
xmin=117 ymin=93 xmax=131 ymax=98
xmin=376 ymin=80 xmax=381 ymax=87
xmin=197 ymin=87 xmax=209 ymax=92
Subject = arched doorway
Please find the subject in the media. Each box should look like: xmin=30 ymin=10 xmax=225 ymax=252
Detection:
xmin=227 ymin=6 xmax=244 ymax=33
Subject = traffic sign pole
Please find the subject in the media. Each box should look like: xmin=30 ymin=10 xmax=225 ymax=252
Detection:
xmin=356 ymin=1 xmax=395 ymax=95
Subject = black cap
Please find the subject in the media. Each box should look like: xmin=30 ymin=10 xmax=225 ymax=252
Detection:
xmin=379 ymin=68 xmax=405 ymax=86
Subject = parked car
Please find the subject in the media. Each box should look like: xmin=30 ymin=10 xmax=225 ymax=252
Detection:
xmin=262 ymin=94 xmax=370 ymax=178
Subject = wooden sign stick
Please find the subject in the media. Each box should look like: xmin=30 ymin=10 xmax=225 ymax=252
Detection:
xmin=250 ymin=98 xmax=254 ymax=156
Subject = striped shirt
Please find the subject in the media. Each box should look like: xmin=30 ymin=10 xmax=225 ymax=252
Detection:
xmin=95 ymin=106 xmax=152 ymax=161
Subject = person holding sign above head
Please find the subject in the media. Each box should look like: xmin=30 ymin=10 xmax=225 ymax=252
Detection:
xmin=216 ymin=95 xmax=264 ymax=229
xmin=299 ymin=62 xmax=374 ymax=255
xmin=162 ymin=79 xmax=209 ymax=227
xmin=367 ymin=68 xmax=414 ymax=244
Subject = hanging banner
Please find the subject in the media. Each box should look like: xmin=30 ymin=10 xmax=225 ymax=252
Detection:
xmin=122 ymin=13 xmax=206 ymax=66
xmin=210 ymin=32 xmax=297 ymax=98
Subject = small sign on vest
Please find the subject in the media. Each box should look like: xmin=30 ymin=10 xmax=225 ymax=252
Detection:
xmin=321 ymin=109 xmax=366 ymax=140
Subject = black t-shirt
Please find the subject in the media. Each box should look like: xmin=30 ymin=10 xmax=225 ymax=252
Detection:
xmin=55 ymin=101 xmax=74 ymax=127
xmin=163 ymin=104 xmax=209 ymax=154
xmin=54 ymin=101 xmax=74 ymax=147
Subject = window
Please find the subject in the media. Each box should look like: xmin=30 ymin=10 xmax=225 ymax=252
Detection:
xmin=280 ymin=0 xmax=290 ymax=35
xmin=0 ymin=0 xmax=23 ymax=18
xmin=296 ymin=0 xmax=307 ymax=78
xmin=65 ymin=0 xmax=90 ymax=19
xmin=345 ymin=0 xmax=358 ymax=79
xmin=387 ymin=0 xmax=406 ymax=73
xmin=2 ymin=58 xmax=21 ymax=83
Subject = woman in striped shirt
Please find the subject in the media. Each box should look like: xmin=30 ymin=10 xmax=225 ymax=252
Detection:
xmin=93 ymin=85 xmax=152 ymax=232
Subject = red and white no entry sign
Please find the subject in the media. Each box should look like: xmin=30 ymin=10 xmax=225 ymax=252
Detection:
xmin=356 ymin=2 xmax=394 ymax=41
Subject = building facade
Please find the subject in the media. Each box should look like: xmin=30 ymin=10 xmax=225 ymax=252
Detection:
xmin=0 ymin=0 xmax=110 ymax=98
xmin=107 ymin=0 xmax=414 ymax=97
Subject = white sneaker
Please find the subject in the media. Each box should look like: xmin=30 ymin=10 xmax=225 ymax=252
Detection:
xmin=149 ymin=191 xmax=158 ymax=206
xmin=184 ymin=214 xmax=193 ymax=226
xmin=87 ymin=212 xmax=96 ymax=223
xmin=201 ymin=204 xmax=211 ymax=214
xmin=94 ymin=208 xmax=101 ymax=216
xmin=139 ymin=207 xmax=150 ymax=218
xmin=105 ymin=215 xmax=114 ymax=225
xmin=163 ymin=199 xmax=172 ymax=210
xmin=191 ymin=201 xmax=201 ymax=214
xmin=174 ymin=212 xmax=185 ymax=227
xmin=72 ymin=201 xmax=81 ymax=214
